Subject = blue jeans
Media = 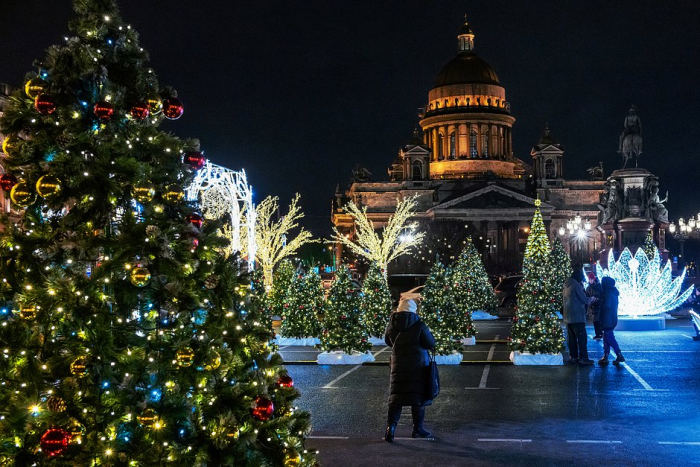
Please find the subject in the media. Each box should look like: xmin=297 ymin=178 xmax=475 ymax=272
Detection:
xmin=603 ymin=329 xmax=621 ymax=356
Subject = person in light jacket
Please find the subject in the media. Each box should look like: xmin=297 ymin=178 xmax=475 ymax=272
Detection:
xmin=384 ymin=298 xmax=436 ymax=442
xmin=598 ymin=276 xmax=625 ymax=365
xmin=562 ymin=269 xmax=594 ymax=365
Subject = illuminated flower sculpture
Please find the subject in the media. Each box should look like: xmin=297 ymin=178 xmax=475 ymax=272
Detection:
xmin=596 ymin=247 xmax=693 ymax=317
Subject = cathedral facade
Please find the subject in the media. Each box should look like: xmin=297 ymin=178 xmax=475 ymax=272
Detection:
xmin=332 ymin=20 xmax=604 ymax=275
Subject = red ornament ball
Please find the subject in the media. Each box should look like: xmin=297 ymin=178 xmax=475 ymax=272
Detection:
xmin=341 ymin=315 xmax=347 ymax=320
xmin=184 ymin=152 xmax=206 ymax=170
xmin=40 ymin=428 xmax=70 ymax=457
xmin=0 ymin=173 xmax=18 ymax=192
xmin=187 ymin=213 xmax=203 ymax=229
xmin=251 ymin=396 xmax=274 ymax=421
xmin=130 ymin=103 xmax=150 ymax=120
xmin=93 ymin=101 xmax=114 ymax=119
xmin=535 ymin=316 xmax=541 ymax=322
xmin=284 ymin=303 xmax=289 ymax=308
xmin=34 ymin=94 xmax=57 ymax=115
xmin=163 ymin=97 xmax=184 ymax=120
xmin=190 ymin=236 xmax=200 ymax=248
xmin=277 ymin=375 xmax=294 ymax=388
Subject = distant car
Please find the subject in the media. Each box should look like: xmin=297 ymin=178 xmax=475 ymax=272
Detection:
xmin=494 ymin=275 xmax=523 ymax=309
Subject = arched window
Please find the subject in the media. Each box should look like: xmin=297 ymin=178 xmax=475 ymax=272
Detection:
xmin=450 ymin=132 xmax=456 ymax=159
xmin=412 ymin=160 xmax=423 ymax=180
xmin=470 ymin=129 xmax=478 ymax=158
xmin=482 ymin=128 xmax=490 ymax=158
xmin=545 ymin=159 xmax=555 ymax=178
xmin=437 ymin=133 xmax=444 ymax=160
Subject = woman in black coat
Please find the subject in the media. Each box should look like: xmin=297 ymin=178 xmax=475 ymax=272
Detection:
xmin=598 ymin=276 xmax=625 ymax=365
xmin=383 ymin=298 xmax=436 ymax=442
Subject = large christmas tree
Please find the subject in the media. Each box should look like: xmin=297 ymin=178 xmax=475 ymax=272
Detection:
xmin=0 ymin=1 xmax=314 ymax=465
xmin=547 ymin=237 xmax=572 ymax=313
xmin=318 ymin=265 xmax=371 ymax=354
xmin=452 ymin=237 xmax=497 ymax=333
xmin=281 ymin=268 xmax=324 ymax=339
xmin=360 ymin=262 xmax=392 ymax=338
xmin=420 ymin=260 xmax=463 ymax=355
xmin=509 ymin=200 xmax=566 ymax=354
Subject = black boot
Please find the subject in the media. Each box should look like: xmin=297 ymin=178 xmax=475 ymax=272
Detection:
xmin=598 ymin=354 xmax=609 ymax=365
xmin=411 ymin=406 xmax=432 ymax=438
xmin=613 ymin=352 xmax=625 ymax=365
xmin=385 ymin=424 xmax=396 ymax=442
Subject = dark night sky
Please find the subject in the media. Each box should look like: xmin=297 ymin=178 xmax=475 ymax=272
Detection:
xmin=2 ymin=1 xmax=700 ymax=238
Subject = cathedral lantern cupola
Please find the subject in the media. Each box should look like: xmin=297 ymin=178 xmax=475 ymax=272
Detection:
xmin=531 ymin=125 xmax=564 ymax=188
xmin=458 ymin=16 xmax=475 ymax=52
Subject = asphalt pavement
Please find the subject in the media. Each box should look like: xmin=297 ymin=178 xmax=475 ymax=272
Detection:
xmin=280 ymin=317 xmax=700 ymax=467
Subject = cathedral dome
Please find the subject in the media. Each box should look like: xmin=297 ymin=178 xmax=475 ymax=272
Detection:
xmin=435 ymin=52 xmax=500 ymax=87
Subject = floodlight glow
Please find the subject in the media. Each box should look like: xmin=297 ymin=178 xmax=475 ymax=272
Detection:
xmin=576 ymin=229 xmax=586 ymax=239
xmin=596 ymin=247 xmax=693 ymax=318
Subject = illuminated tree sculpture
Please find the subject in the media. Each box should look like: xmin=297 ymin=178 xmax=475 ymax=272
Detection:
xmin=331 ymin=196 xmax=425 ymax=273
xmin=255 ymin=194 xmax=315 ymax=288
xmin=596 ymin=246 xmax=693 ymax=317
xmin=0 ymin=1 xmax=314 ymax=464
xmin=510 ymin=200 xmax=566 ymax=354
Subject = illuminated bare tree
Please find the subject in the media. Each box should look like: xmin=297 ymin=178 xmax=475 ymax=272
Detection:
xmin=332 ymin=197 xmax=425 ymax=273
xmin=255 ymin=194 xmax=316 ymax=288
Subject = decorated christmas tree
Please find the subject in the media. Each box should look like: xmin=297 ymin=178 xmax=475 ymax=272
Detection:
xmin=452 ymin=237 xmax=497 ymax=333
xmin=318 ymin=265 xmax=371 ymax=354
xmin=0 ymin=1 xmax=314 ymax=465
xmin=360 ymin=262 xmax=393 ymax=338
xmin=643 ymin=231 xmax=656 ymax=260
xmin=510 ymin=200 xmax=566 ymax=355
xmin=281 ymin=268 xmax=324 ymax=339
xmin=547 ymin=237 xmax=572 ymax=313
xmin=267 ymin=259 xmax=296 ymax=317
xmin=420 ymin=260 xmax=463 ymax=355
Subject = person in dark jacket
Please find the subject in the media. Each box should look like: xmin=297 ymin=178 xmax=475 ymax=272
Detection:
xmin=598 ymin=277 xmax=625 ymax=365
xmin=383 ymin=298 xmax=436 ymax=442
xmin=585 ymin=272 xmax=603 ymax=340
xmin=562 ymin=268 xmax=594 ymax=365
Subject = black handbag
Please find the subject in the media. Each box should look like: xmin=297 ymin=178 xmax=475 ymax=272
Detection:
xmin=426 ymin=350 xmax=440 ymax=400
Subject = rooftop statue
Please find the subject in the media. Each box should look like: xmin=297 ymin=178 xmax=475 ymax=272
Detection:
xmin=619 ymin=106 xmax=642 ymax=168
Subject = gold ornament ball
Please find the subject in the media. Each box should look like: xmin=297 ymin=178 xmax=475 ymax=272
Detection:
xmin=70 ymin=357 xmax=89 ymax=377
xmin=204 ymin=350 xmax=221 ymax=371
xmin=36 ymin=174 xmax=62 ymax=200
xmin=284 ymin=451 xmax=302 ymax=467
xmin=67 ymin=419 xmax=85 ymax=444
xmin=132 ymin=181 xmax=156 ymax=203
xmin=147 ymin=97 xmax=163 ymax=115
xmin=129 ymin=267 xmax=151 ymax=287
xmin=10 ymin=180 xmax=36 ymax=207
xmin=2 ymin=136 xmax=22 ymax=157
xmin=18 ymin=304 xmax=38 ymax=320
xmin=137 ymin=408 xmax=160 ymax=427
xmin=176 ymin=346 xmax=195 ymax=368
xmin=163 ymin=184 xmax=185 ymax=203
xmin=46 ymin=395 xmax=67 ymax=413
xmin=225 ymin=425 xmax=240 ymax=439
xmin=24 ymin=77 xmax=45 ymax=99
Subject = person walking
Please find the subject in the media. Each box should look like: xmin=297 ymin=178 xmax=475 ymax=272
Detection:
xmin=563 ymin=268 xmax=594 ymax=365
xmin=384 ymin=298 xmax=436 ymax=442
xmin=585 ymin=272 xmax=603 ymax=340
xmin=598 ymin=277 xmax=625 ymax=365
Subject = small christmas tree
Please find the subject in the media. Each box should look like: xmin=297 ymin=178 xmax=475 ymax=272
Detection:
xmin=318 ymin=265 xmax=371 ymax=354
xmin=510 ymin=200 xmax=566 ymax=354
xmin=361 ymin=262 xmax=393 ymax=338
xmin=420 ymin=260 xmax=463 ymax=355
xmin=547 ymin=238 xmax=572 ymax=313
xmin=281 ymin=268 xmax=324 ymax=339
xmin=0 ymin=1 xmax=315 ymax=464
xmin=643 ymin=231 xmax=656 ymax=260
xmin=267 ymin=259 xmax=296 ymax=317
xmin=452 ymin=237 xmax=497 ymax=335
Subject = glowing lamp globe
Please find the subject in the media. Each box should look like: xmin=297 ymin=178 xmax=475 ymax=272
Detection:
xmin=0 ymin=173 xmax=17 ymax=192
xmin=40 ymin=428 xmax=70 ymax=457
xmin=25 ymin=77 xmax=45 ymax=99
xmin=251 ymin=396 xmax=274 ymax=421
xmin=162 ymin=97 xmax=184 ymax=120
xmin=35 ymin=94 xmax=57 ymax=115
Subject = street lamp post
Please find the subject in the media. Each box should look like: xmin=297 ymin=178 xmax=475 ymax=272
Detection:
xmin=558 ymin=213 xmax=593 ymax=264
xmin=668 ymin=216 xmax=697 ymax=270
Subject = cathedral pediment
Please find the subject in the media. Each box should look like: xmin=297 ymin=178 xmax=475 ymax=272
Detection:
xmin=429 ymin=184 xmax=554 ymax=211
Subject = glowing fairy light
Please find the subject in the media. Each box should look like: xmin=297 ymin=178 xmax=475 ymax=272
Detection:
xmin=596 ymin=247 xmax=693 ymax=317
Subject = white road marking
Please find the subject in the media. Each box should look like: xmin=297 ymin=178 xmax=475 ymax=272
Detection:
xmin=393 ymin=437 xmax=435 ymax=441
xmin=620 ymin=362 xmax=654 ymax=391
xmin=567 ymin=440 xmax=622 ymax=444
xmin=478 ymin=335 xmax=498 ymax=389
xmin=681 ymin=334 xmax=695 ymax=340
xmin=321 ymin=347 xmax=390 ymax=388
xmin=478 ymin=438 xmax=532 ymax=442
xmin=307 ymin=436 xmax=350 ymax=440
xmin=278 ymin=345 xmax=290 ymax=350
xmin=658 ymin=441 xmax=700 ymax=445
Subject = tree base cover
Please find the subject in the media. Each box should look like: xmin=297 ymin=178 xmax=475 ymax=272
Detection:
xmin=277 ymin=336 xmax=320 ymax=346
xmin=510 ymin=351 xmax=563 ymax=366
xmin=368 ymin=336 xmax=387 ymax=345
xmin=461 ymin=336 xmax=476 ymax=346
xmin=317 ymin=351 xmax=375 ymax=365
xmin=434 ymin=352 xmax=463 ymax=365
xmin=472 ymin=311 xmax=499 ymax=320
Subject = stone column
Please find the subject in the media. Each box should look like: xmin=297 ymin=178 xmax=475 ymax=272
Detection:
xmin=432 ymin=128 xmax=438 ymax=161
